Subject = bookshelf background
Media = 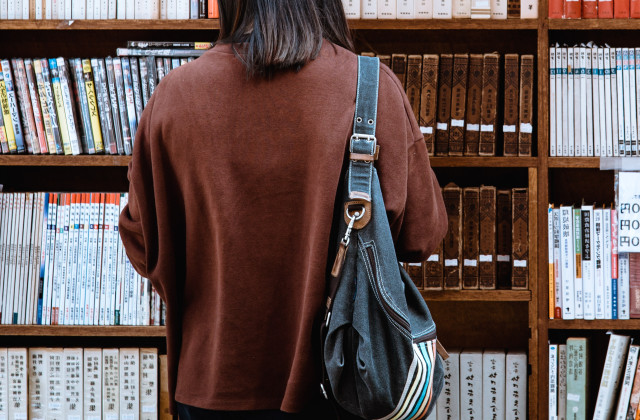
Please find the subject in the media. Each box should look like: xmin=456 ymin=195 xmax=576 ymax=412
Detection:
xmin=1 ymin=2 xmax=634 ymax=416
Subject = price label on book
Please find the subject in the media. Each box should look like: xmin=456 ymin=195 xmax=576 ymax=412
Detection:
xmin=618 ymin=171 xmax=640 ymax=252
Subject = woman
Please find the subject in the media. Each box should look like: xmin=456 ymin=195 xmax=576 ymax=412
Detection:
xmin=118 ymin=0 xmax=447 ymax=419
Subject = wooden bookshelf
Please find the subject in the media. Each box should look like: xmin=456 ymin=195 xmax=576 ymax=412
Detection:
xmin=422 ymin=290 xmax=532 ymax=301
xmin=0 ymin=325 xmax=166 ymax=336
xmin=548 ymin=320 xmax=640 ymax=330
xmin=429 ymin=156 xmax=538 ymax=167
xmin=0 ymin=155 xmax=131 ymax=166
xmin=548 ymin=157 xmax=601 ymax=168
xmin=548 ymin=18 xmax=640 ymax=30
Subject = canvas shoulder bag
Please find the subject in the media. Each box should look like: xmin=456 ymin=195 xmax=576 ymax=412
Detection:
xmin=319 ymin=55 xmax=445 ymax=420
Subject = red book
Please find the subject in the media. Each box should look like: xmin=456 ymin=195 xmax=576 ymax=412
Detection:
xmin=549 ymin=0 xmax=564 ymax=16
xmin=582 ymin=0 xmax=598 ymax=16
xmin=565 ymin=0 xmax=582 ymax=17
xmin=599 ymin=0 xmax=614 ymax=16
xmin=208 ymin=0 xmax=219 ymax=18
xmin=615 ymin=0 xmax=630 ymax=17
xmin=630 ymin=254 xmax=640 ymax=318
xmin=631 ymin=0 xmax=640 ymax=17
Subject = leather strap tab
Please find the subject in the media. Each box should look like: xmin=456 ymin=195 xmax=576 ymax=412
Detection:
xmin=349 ymin=153 xmax=375 ymax=162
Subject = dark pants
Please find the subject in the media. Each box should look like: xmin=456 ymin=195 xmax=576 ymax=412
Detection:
xmin=176 ymin=398 xmax=349 ymax=420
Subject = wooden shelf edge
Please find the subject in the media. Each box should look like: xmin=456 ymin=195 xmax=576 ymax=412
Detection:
xmin=548 ymin=157 xmax=601 ymax=168
xmin=548 ymin=18 xmax=640 ymax=30
xmin=421 ymin=290 xmax=531 ymax=301
xmin=0 ymin=155 xmax=131 ymax=166
xmin=430 ymin=157 xmax=538 ymax=167
xmin=0 ymin=326 xmax=166 ymax=336
xmin=0 ymin=18 xmax=538 ymax=31
xmin=548 ymin=319 xmax=640 ymax=329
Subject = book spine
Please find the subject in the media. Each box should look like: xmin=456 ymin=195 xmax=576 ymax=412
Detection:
xmin=24 ymin=59 xmax=48 ymax=154
xmin=580 ymin=47 xmax=589 ymax=156
xmin=449 ymin=54 xmax=468 ymax=156
xmin=435 ymin=54 xmax=453 ymax=156
xmin=479 ymin=53 xmax=499 ymax=156
xmin=615 ymin=0 xmax=631 ymax=17
xmin=138 ymin=58 xmax=149 ymax=108
xmin=595 ymin=207 xmax=605 ymax=320
xmin=37 ymin=59 xmax=63 ymax=154
xmin=512 ymin=188 xmax=529 ymax=290
xmin=521 ymin=0 xmax=538 ymax=16
xmin=602 ymin=207 xmax=612 ymax=319
xmin=620 ymin=253 xmax=631 ymax=319
xmin=419 ymin=54 xmax=438 ymax=155
xmin=605 ymin=48 xmax=614 ymax=157
xmin=561 ymin=206 xmax=576 ymax=319
xmin=425 ymin=241 xmax=444 ymax=290
xmin=404 ymin=262 xmax=424 ymax=289
xmin=453 ymin=0 xmax=471 ymax=17
xmin=104 ymin=57 xmax=125 ymax=155
xmin=406 ymin=55 xmax=422 ymax=124
xmin=140 ymin=348 xmax=158 ymax=420
xmin=58 ymin=59 xmax=82 ymax=154
xmin=7 ymin=349 xmax=27 ymax=420
xmin=503 ymin=53 xmax=520 ymax=157
xmin=1 ymin=60 xmax=25 ymax=154
xmin=497 ymin=190 xmax=512 ymax=289
xmin=519 ymin=55 xmax=534 ymax=156
xmin=615 ymin=345 xmax=640 ymax=420
xmin=48 ymin=59 xmax=71 ymax=155
xmin=549 ymin=344 xmax=558 ymax=420
xmin=460 ymin=351 xmax=483 ymax=419
xmin=119 ymin=348 xmax=140 ymax=420
xmin=83 ymin=348 xmax=102 ymax=420
xmin=462 ymin=187 xmax=480 ymax=290
xmin=92 ymin=58 xmax=116 ymax=155
xmin=594 ymin=334 xmax=631 ymax=420
xmin=558 ymin=344 xmax=567 ymax=420
xmin=479 ymin=186 xmax=497 ymax=290
xmin=102 ymin=349 xmax=119 ymax=420
xmin=613 ymin=208 xmax=620 ymax=319
xmin=342 ymin=0 xmax=361 ymax=17
xmin=565 ymin=0 xmax=581 ymax=16
xmin=70 ymin=58 xmax=94 ymax=155
xmin=568 ymin=48 xmax=575 ymax=156
xmin=414 ymin=0 xmax=432 ymax=17
xmin=464 ymin=54 xmax=483 ymax=156
xmin=130 ymin=57 xmax=144 ymax=125
xmin=112 ymin=58 xmax=132 ymax=155
xmin=566 ymin=338 xmax=588 ymax=420
xmin=550 ymin=48 xmax=556 ymax=157
xmin=391 ymin=54 xmax=408 ymax=90
xmin=482 ymin=350 xmax=506 ymax=420
xmin=437 ymin=350 xmax=460 ymax=420
xmin=12 ymin=59 xmax=37 ymax=154
xmin=505 ymin=352 xmax=527 ymax=420
xmin=121 ymin=58 xmax=138 ymax=151
xmin=616 ymin=49 xmax=626 ymax=156
xmin=583 ymin=0 xmax=597 ymax=15
xmin=433 ymin=0 xmax=453 ymax=17
xmin=443 ymin=184 xmax=462 ymax=290
xmin=572 ymin=208 xmax=583 ymax=319
xmin=63 ymin=348 xmax=83 ymax=419
xmin=583 ymin=206 xmax=596 ymax=320
xmin=549 ymin=205 xmax=556 ymax=318
xmin=601 ymin=0 xmax=615 ymax=15
xmin=82 ymin=59 xmax=104 ymax=154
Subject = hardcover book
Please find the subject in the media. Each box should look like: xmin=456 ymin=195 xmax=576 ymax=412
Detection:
xmin=479 ymin=53 xmax=499 ymax=156
xmin=420 ymin=54 xmax=439 ymax=155
xmin=436 ymin=54 xmax=453 ymax=156
xmin=465 ymin=54 xmax=483 ymax=156
xmin=449 ymin=54 xmax=469 ymax=156
xmin=443 ymin=183 xmax=463 ymax=290
xmin=503 ymin=54 xmax=520 ymax=157
xmin=462 ymin=187 xmax=480 ymax=289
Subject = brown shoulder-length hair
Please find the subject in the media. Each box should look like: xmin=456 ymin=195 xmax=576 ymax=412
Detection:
xmin=216 ymin=0 xmax=354 ymax=78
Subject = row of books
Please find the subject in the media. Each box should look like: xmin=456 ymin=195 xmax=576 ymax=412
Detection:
xmin=549 ymin=0 xmax=640 ymax=18
xmin=342 ymin=0 xmax=538 ymax=18
xmin=0 ymin=192 xmax=165 ymax=326
xmin=549 ymin=45 xmax=640 ymax=157
xmin=0 ymin=42 xmax=211 ymax=156
xmin=0 ymin=347 xmax=165 ymax=420
xmin=1 ymin=0 xmax=219 ymax=19
xmin=365 ymin=52 xmax=535 ymax=157
xmin=427 ymin=349 xmax=528 ymax=420
xmin=404 ymin=185 xmax=528 ymax=290
xmin=549 ymin=334 xmax=640 ymax=420
xmin=547 ymin=204 xmax=640 ymax=320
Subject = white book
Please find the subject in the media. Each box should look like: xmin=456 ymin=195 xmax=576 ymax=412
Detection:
xmin=43 ymin=195 xmax=56 ymax=325
xmin=29 ymin=194 xmax=44 ymax=325
xmin=604 ymin=48 xmax=614 ymax=158
xmin=491 ymin=0 xmax=507 ymax=18
xmin=8 ymin=349 xmax=27 ymax=420
xmin=557 ymin=344 xmax=566 ymax=420
xmin=46 ymin=0 xmax=52 ymax=18
xmin=453 ymin=0 xmax=471 ymax=18
xmin=616 ymin=48 xmax=626 ymax=156
xmin=603 ymin=209 xmax=613 ymax=320
xmin=116 ymin=195 xmax=127 ymax=325
xmin=107 ymin=0 xmax=115 ymax=18
xmin=126 ymin=0 xmax=135 ymax=18
xmin=95 ymin=195 xmax=106 ymax=326
xmin=28 ymin=348 xmax=47 ymax=420
xmin=176 ymin=0 xmax=188 ymax=18
xmin=3 ymin=194 xmax=18 ymax=324
xmin=63 ymin=0 xmax=71 ymax=18
xmin=7 ymin=194 xmax=25 ymax=325
xmin=619 ymin=253 xmax=630 ymax=320
xmin=550 ymin=47 xmax=557 ymax=157
xmin=159 ymin=0 xmax=167 ymax=19
xmin=149 ymin=0 xmax=159 ymax=18
xmin=70 ymin=194 xmax=81 ymax=325
xmin=7 ymin=0 xmax=14 ymax=20
xmin=582 ymin=205 xmax=595 ymax=320
xmin=86 ymin=0 xmax=93 ymax=17
xmin=79 ymin=195 xmax=90 ymax=325
xmin=482 ymin=350 xmax=506 ymax=420
xmin=593 ymin=334 xmax=631 ymax=420
xmin=505 ymin=351 xmax=527 ymax=420
xmin=86 ymin=193 xmax=99 ymax=326
xmin=342 ymin=0 xmax=361 ymax=17
xmin=26 ymin=193 xmax=40 ymax=324
xmin=0 ymin=196 xmax=9 ymax=324
xmin=46 ymin=349 xmax=64 ymax=420
xmin=35 ymin=0 xmax=42 ymax=18
xmin=117 ymin=0 xmax=126 ymax=18
xmin=71 ymin=0 xmax=85 ymax=19
xmin=433 ymin=0 xmax=452 ymax=18
xmin=561 ymin=48 xmax=569 ymax=156
xmin=630 ymin=49 xmax=639 ymax=156
xmin=1 ymin=0 xmax=8 ymax=18
xmin=99 ymin=195 xmax=113 ymax=326
xmin=362 ymin=0 xmax=378 ymax=17
xmin=102 ymin=349 xmax=119 ymax=420
xmin=549 ymin=344 xmax=558 ymax=420
xmin=377 ymin=0 xmax=396 ymax=17
xmin=0 ymin=349 xmax=6 ymax=420
xmin=579 ymin=47 xmax=588 ymax=157
xmin=99 ymin=0 xmax=107 ymax=18
xmin=54 ymin=195 xmax=69 ymax=326
xmin=84 ymin=348 xmax=102 ymax=420
xmin=623 ymin=48 xmax=633 ymax=156
xmin=460 ymin=350 xmax=483 ymax=419
xmin=15 ymin=194 xmax=32 ymax=325
xmin=592 ymin=47 xmax=602 ymax=158
xmin=573 ymin=46 xmax=581 ymax=157
xmin=21 ymin=0 xmax=27 ymax=18
xmin=585 ymin=48 xmax=594 ymax=157
xmin=597 ymin=47 xmax=606 ymax=157
xmin=573 ymin=208 xmax=583 ymax=319
xmin=471 ymin=0 xmax=491 ymax=17
xmin=414 ymin=0 xmax=432 ymax=17
xmin=398 ymin=0 xmax=415 ymax=17
xmin=614 ymin=345 xmax=640 ymax=420
xmin=64 ymin=348 xmax=83 ymax=420
xmin=63 ymin=194 xmax=77 ymax=325
xmin=611 ymin=50 xmax=620 ymax=157
xmin=594 ymin=208 xmax=605 ymax=320
xmin=120 ymin=348 xmax=140 ymax=420
xmin=140 ymin=349 xmax=158 ymax=420
xmin=520 ymin=0 xmax=537 ymax=16
xmin=560 ymin=206 xmax=575 ymax=319
xmin=107 ymin=195 xmax=119 ymax=325
xmin=556 ymin=47 xmax=564 ymax=157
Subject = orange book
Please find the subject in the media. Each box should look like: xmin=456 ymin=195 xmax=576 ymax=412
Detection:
xmin=582 ymin=0 xmax=598 ymax=16
xmin=208 ymin=0 xmax=218 ymax=18
xmin=599 ymin=0 xmax=614 ymax=16
xmin=564 ymin=0 xmax=582 ymax=17
xmin=615 ymin=0 xmax=630 ymax=17
xmin=631 ymin=0 xmax=640 ymax=17
xmin=549 ymin=0 xmax=564 ymax=17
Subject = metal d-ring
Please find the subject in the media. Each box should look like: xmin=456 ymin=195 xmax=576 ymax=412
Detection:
xmin=345 ymin=206 xmax=366 ymax=222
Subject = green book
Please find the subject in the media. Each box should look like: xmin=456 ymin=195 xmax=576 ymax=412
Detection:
xmin=566 ymin=337 xmax=589 ymax=420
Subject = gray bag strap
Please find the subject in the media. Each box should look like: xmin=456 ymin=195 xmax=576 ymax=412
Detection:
xmin=347 ymin=56 xmax=380 ymax=204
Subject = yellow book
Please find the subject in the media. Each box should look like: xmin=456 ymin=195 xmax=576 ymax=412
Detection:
xmin=0 ymin=76 xmax=16 ymax=152
xmin=82 ymin=60 xmax=104 ymax=153
xmin=49 ymin=59 xmax=71 ymax=155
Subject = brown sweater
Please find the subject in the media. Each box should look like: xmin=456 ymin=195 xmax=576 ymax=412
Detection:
xmin=119 ymin=41 xmax=447 ymax=414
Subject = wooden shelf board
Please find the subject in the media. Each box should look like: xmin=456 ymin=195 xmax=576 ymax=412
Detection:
xmin=548 ymin=157 xmax=601 ymax=168
xmin=0 ymin=18 xmax=538 ymax=31
xmin=421 ymin=290 xmax=531 ymax=301
xmin=0 ymin=155 xmax=131 ymax=166
xmin=0 ymin=326 xmax=166 ymax=336
xmin=430 ymin=157 xmax=538 ymax=167
xmin=549 ymin=18 xmax=640 ymax=30
xmin=548 ymin=319 xmax=640 ymax=329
